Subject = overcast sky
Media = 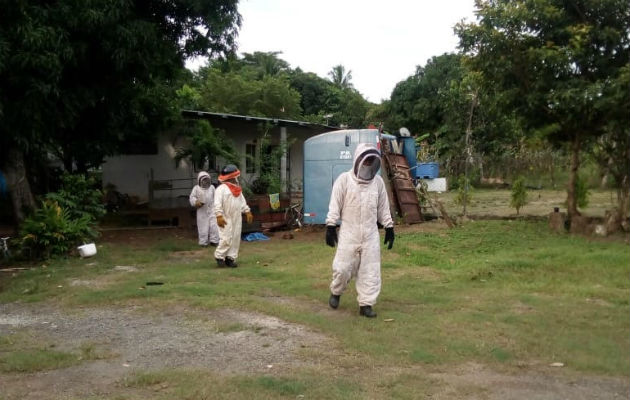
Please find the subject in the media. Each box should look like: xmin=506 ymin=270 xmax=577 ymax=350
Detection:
xmin=189 ymin=0 xmax=478 ymax=103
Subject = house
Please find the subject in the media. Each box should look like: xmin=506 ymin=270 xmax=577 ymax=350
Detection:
xmin=101 ymin=110 xmax=338 ymax=213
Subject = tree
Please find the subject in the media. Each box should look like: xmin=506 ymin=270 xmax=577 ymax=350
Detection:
xmin=174 ymin=120 xmax=240 ymax=170
xmin=510 ymin=176 xmax=528 ymax=215
xmin=242 ymin=51 xmax=290 ymax=78
xmin=0 ymin=0 xmax=241 ymax=224
xmin=289 ymin=68 xmax=332 ymax=117
xmin=387 ymin=54 xmax=464 ymax=135
xmin=387 ymin=53 xmax=521 ymax=180
xmin=591 ymin=65 xmax=630 ymax=225
xmin=194 ymin=55 xmax=371 ymax=127
xmin=456 ymin=0 xmax=630 ymax=218
xmin=335 ymin=87 xmax=370 ymax=128
xmin=328 ymin=65 xmax=353 ymax=89
xmin=196 ymin=68 xmax=302 ymax=119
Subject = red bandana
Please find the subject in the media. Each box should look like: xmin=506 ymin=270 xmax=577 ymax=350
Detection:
xmin=219 ymin=170 xmax=240 ymax=182
xmin=224 ymin=182 xmax=242 ymax=197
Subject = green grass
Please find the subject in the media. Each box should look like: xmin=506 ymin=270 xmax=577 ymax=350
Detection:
xmin=1 ymin=219 xmax=628 ymax=397
xmin=0 ymin=333 xmax=91 ymax=373
xmin=123 ymin=369 xmax=365 ymax=400
xmin=0 ymin=348 xmax=78 ymax=372
xmin=0 ymin=331 xmax=116 ymax=373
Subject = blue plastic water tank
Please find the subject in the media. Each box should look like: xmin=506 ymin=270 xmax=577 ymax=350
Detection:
xmin=400 ymin=136 xmax=417 ymax=172
xmin=303 ymin=129 xmax=394 ymax=224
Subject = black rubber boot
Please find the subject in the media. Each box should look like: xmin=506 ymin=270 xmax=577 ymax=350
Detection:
xmin=225 ymin=257 xmax=238 ymax=268
xmin=329 ymin=294 xmax=340 ymax=309
xmin=359 ymin=306 xmax=377 ymax=318
xmin=215 ymin=258 xmax=225 ymax=267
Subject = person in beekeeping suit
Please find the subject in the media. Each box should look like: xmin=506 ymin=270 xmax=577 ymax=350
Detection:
xmin=189 ymin=171 xmax=220 ymax=247
xmin=214 ymin=164 xmax=253 ymax=268
xmin=325 ymin=143 xmax=395 ymax=318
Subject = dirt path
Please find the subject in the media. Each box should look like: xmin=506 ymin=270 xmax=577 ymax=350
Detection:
xmin=1 ymin=302 xmax=628 ymax=399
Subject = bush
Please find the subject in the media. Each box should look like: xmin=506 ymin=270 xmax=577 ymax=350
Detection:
xmin=20 ymin=200 xmax=96 ymax=259
xmin=510 ymin=176 xmax=528 ymax=214
xmin=45 ymin=174 xmax=105 ymax=222
xmin=248 ymin=133 xmax=291 ymax=195
xmin=575 ymin=174 xmax=590 ymax=209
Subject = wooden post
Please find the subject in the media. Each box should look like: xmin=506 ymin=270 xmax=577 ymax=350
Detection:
xmin=280 ymin=126 xmax=287 ymax=193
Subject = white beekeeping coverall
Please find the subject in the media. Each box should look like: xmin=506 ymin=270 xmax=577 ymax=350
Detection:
xmin=189 ymin=171 xmax=220 ymax=246
xmin=213 ymin=181 xmax=250 ymax=261
xmin=326 ymin=143 xmax=394 ymax=307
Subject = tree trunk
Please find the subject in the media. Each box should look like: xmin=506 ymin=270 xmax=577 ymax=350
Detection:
xmin=463 ymin=90 xmax=478 ymax=217
xmin=2 ymin=148 xmax=36 ymax=225
xmin=549 ymin=152 xmax=556 ymax=189
xmin=566 ymin=134 xmax=581 ymax=218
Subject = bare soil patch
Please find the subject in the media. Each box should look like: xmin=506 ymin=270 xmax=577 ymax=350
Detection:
xmin=99 ymin=227 xmax=195 ymax=247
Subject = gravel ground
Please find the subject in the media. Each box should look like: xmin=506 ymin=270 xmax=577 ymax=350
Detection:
xmin=0 ymin=302 xmax=335 ymax=399
xmin=1 ymin=303 xmax=628 ymax=400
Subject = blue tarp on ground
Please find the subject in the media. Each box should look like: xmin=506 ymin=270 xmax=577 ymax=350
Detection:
xmin=242 ymin=232 xmax=270 ymax=242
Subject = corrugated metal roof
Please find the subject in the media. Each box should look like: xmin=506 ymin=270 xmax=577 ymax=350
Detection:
xmin=181 ymin=110 xmax=339 ymax=131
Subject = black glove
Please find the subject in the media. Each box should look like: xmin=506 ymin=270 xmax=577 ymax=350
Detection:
xmin=326 ymin=225 xmax=338 ymax=247
xmin=384 ymin=227 xmax=395 ymax=250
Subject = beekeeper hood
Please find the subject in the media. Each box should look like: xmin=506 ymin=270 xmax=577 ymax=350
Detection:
xmin=197 ymin=171 xmax=211 ymax=188
xmin=218 ymin=164 xmax=242 ymax=197
xmin=352 ymin=143 xmax=381 ymax=183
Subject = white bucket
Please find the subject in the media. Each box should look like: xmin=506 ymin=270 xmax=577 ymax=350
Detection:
xmin=77 ymin=243 xmax=97 ymax=258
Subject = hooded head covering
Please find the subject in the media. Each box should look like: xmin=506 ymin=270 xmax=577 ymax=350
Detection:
xmin=352 ymin=143 xmax=381 ymax=183
xmin=218 ymin=165 xmax=242 ymax=197
xmin=197 ymin=171 xmax=211 ymax=188
xmin=219 ymin=164 xmax=241 ymax=182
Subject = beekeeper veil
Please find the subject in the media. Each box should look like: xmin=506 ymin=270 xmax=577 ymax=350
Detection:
xmin=353 ymin=144 xmax=381 ymax=182
xmin=198 ymin=172 xmax=211 ymax=189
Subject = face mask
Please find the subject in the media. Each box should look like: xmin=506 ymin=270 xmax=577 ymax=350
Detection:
xmin=200 ymin=179 xmax=211 ymax=189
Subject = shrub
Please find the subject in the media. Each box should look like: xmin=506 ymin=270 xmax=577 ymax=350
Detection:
xmin=45 ymin=174 xmax=105 ymax=222
xmin=575 ymin=174 xmax=590 ymax=209
xmin=20 ymin=200 xmax=96 ymax=259
xmin=563 ymin=174 xmax=591 ymax=211
xmin=248 ymin=133 xmax=292 ymax=195
xmin=510 ymin=176 xmax=528 ymax=214
xmin=454 ymin=175 xmax=474 ymax=207
xmin=415 ymin=180 xmax=429 ymax=207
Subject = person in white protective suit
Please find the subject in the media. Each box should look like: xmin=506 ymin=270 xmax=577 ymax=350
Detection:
xmin=189 ymin=171 xmax=220 ymax=247
xmin=214 ymin=164 xmax=253 ymax=268
xmin=325 ymin=143 xmax=395 ymax=318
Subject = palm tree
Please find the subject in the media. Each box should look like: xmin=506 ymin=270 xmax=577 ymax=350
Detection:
xmin=242 ymin=51 xmax=289 ymax=78
xmin=328 ymin=64 xmax=353 ymax=89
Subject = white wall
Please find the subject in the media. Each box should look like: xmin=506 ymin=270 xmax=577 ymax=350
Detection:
xmin=102 ymin=133 xmax=195 ymax=202
xmin=102 ymin=121 xmax=330 ymax=203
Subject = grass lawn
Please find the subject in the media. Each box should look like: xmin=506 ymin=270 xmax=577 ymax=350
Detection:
xmin=0 ymin=219 xmax=628 ymax=399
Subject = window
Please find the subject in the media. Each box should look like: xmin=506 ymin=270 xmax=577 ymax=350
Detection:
xmin=246 ymin=143 xmax=257 ymax=173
